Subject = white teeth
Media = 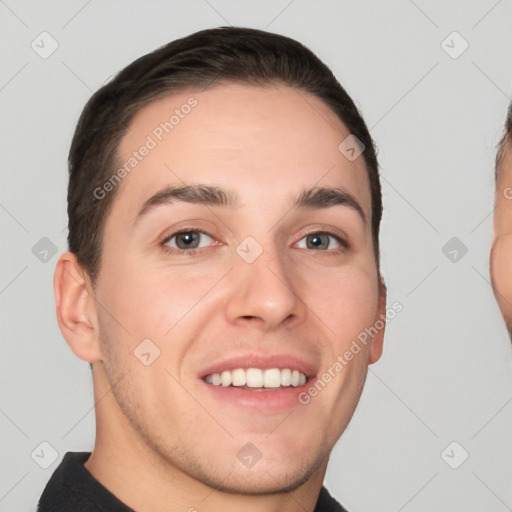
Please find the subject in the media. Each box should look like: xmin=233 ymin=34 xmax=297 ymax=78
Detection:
xmin=264 ymin=368 xmax=281 ymax=388
xmin=232 ymin=368 xmax=246 ymax=386
xmin=221 ymin=370 xmax=232 ymax=387
xmin=280 ymin=368 xmax=292 ymax=386
xmin=246 ymin=368 xmax=263 ymax=387
xmin=204 ymin=367 xmax=308 ymax=388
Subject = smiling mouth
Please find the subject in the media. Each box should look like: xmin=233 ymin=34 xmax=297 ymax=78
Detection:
xmin=202 ymin=367 xmax=308 ymax=390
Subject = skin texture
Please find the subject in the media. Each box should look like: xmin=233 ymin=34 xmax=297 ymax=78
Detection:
xmin=54 ymin=83 xmax=386 ymax=512
xmin=491 ymin=144 xmax=512 ymax=336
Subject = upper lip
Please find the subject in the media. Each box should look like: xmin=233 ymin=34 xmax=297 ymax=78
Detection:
xmin=199 ymin=352 xmax=318 ymax=379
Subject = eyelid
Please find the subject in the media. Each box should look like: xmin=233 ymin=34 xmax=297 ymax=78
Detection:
xmin=295 ymin=233 xmax=342 ymax=250
xmin=158 ymin=220 xmax=218 ymax=243
xmin=160 ymin=228 xmax=220 ymax=249
xmin=163 ymin=230 xmax=214 ymax=249
xmin=157 ymin=222 xmax=350 ymax=257
xmin=293 ymin=224 xmax=350 ymax=249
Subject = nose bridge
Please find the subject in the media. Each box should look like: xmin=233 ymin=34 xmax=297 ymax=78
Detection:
xmin=225 ymin=234 xmax=305 ymax=329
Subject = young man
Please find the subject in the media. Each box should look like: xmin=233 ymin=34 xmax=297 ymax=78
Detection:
xmin=38 ymin=27 xmax=387 ymax=512
xmin=491 ymin=102 xmax=512 ymax=337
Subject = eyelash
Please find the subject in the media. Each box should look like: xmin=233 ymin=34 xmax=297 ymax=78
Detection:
xmin=159 ymin=228 xmax=349 ymax=257
xmin=160 ymin=230 xmax=216 ymax=258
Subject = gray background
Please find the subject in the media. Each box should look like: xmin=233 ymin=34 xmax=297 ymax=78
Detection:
xmin=1 ymin=1 xmax=512 ymax=511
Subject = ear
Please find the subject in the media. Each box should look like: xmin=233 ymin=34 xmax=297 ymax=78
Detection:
xmin=369 ymin=278 xmax=387 ymax=365
xmin=54 ymin=251 xmax=102 ymax=362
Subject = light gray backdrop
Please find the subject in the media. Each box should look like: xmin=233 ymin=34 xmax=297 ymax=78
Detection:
xmin=1 ymin=1 xmax=511 ymax=511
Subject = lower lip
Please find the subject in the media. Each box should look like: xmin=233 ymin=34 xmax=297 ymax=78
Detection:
xmin=199 ymin=378 xmax=315 ymax=412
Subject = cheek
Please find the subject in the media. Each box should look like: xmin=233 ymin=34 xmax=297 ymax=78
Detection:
xmin=100 ymin=258 xmax=226 ymax=344
xmin=301 ymin=264 xmax=379 ymax=347
xmin=95 ymin=256 xmax=176 ymax=353
xmin=491 ymin=235 xmax=512 ymax=316
xmin=494 ymin=183 xmax=512 ymax=235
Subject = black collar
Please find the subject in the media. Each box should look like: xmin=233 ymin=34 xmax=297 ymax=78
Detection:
xmin=37 ymin=452 xmax=348 ymax=512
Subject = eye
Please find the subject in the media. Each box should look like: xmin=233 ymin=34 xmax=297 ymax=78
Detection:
xmin=163 ymin=230 xmax=214 ymax=251
xmin=296 ymin=232 xmax=344 ymax=251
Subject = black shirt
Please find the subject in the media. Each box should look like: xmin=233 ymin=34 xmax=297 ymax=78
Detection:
xmin=37 ymin=452 xmax=349 ymax=512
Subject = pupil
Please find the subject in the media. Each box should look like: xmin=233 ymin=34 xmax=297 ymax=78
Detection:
xmin=308 ymin=234 xmax=328 ymax=249
xmin=178 ymin=232 xmax=198 ymax=248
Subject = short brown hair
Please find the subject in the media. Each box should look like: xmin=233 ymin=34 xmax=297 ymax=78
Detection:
xmin=496 ymin=102 xmax=512 ymax=174
xmin=67 ymin=26 xmax=382 ymax=285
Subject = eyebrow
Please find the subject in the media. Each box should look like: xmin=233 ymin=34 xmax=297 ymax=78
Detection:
xmin=293 ymin=186 xmax=366 ymax=223
xmin=133 ymin=184 xmax=366 ymax=225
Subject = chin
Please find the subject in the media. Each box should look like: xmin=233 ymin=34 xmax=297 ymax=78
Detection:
xmin=199 ymin=459 xmax=320 ymax=495
xmin=172 ymin=443 xmax=327 ymax=496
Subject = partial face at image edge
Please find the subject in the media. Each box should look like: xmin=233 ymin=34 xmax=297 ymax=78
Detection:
xmin=492 ymin=131 xmax=512 ymax=338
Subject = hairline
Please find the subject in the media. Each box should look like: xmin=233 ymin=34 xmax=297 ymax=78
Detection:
xmin=495 ymin=102 xmax=512 ymax=179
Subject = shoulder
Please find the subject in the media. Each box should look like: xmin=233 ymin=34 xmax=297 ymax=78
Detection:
xmin=36 ymin=452 xmax=133 ymax=512
xmin=314 ymin=486 xmax=350 ymax=512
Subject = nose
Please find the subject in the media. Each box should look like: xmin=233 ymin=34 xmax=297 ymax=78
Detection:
xmin=225 ymin=243 xmax=307 ymax=331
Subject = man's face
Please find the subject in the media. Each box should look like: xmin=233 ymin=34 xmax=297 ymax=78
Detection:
xmin=491 ymin=143 xmax=512 ymax=335
xmin=91 ymin=83 xmax=385 ymax=493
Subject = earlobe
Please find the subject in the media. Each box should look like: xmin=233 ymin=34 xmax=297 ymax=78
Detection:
xmin=369 ymin=278 xmax=387 ymax=365
xmin=54 ymin=252 xmax=102 ymax=363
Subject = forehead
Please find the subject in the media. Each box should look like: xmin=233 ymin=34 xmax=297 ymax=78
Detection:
xmin=113 ymin=82 xmax=371 ymax=219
